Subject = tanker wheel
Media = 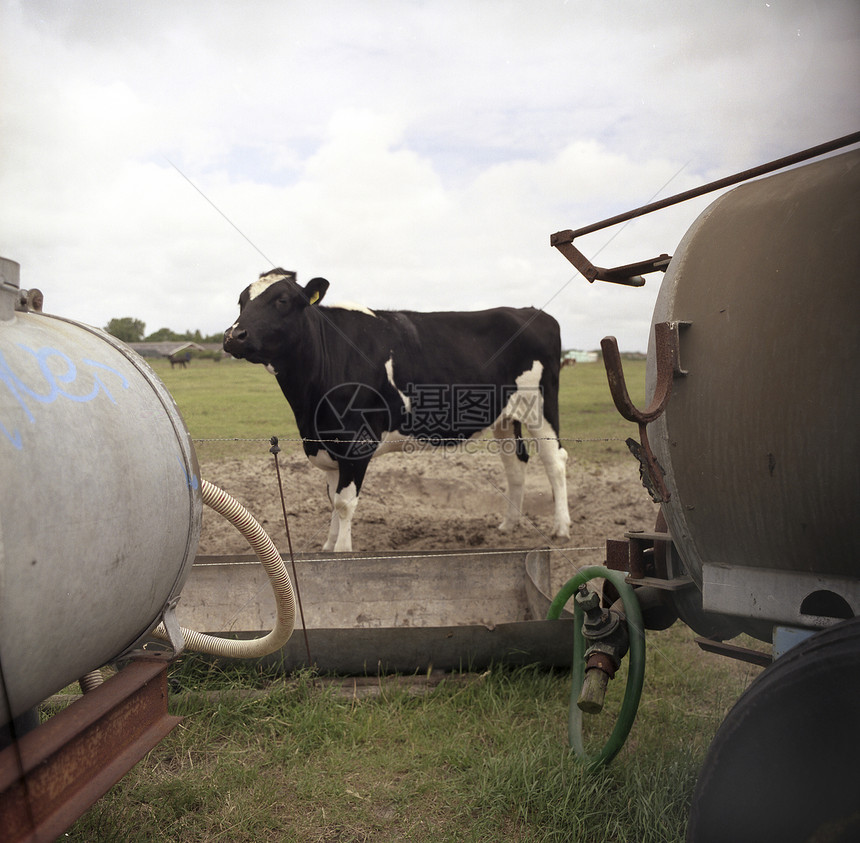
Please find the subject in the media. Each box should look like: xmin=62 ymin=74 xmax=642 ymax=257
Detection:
xmin=686 ymin=617 xmax=860 ymax=843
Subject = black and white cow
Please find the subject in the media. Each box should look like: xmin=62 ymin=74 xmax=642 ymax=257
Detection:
xmin=223 ymin=269 xmax=571 ymax=552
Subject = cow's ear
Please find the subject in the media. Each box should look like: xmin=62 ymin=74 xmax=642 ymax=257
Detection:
xmin=304 ymin=277 xmax=329 ymax=306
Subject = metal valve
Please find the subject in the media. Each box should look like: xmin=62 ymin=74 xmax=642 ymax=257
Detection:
xmin=575 ymin=585 xmax=630 ymax=714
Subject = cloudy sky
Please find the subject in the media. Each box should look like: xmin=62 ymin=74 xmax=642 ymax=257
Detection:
xmin=2 ymin=0 xmax=858 ymax=351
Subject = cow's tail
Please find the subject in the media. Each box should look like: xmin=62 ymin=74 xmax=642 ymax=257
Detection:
xmin=513 ymin=420 xmax=529 ymax=463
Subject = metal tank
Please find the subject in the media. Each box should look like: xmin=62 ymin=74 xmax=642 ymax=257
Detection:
xmin=0 ymin=257 xmax=202 ymax=725
xmin=646 ymin=148 xmax=860 ymax=632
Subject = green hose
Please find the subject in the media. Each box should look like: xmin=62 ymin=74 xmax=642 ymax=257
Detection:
xmin=547 ymin=566 xmax=645 ymax=767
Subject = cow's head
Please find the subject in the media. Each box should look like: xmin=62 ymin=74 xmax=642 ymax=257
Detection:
xmin=223 ymin=269 xmax=329 ymax=366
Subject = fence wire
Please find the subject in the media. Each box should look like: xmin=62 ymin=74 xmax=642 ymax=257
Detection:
xmin=191 ymin=435 xmax=627 ymax=446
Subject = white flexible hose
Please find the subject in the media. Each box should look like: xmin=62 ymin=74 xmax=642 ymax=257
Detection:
xmin=152 ymin=478 xmax=296 ymax=658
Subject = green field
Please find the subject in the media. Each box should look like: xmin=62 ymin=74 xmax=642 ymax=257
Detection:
xmin=64 ymin=630 xmax=760 ymax=843
xmin=62 ymin=355 xmax=763 ymax=842
xmin=65 ymin=642 xmax=760 ymax=843
xmin=149 ymin=356 xmax=648 ymax=463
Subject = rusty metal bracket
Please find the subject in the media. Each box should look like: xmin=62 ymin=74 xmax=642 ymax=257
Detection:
xmin=0 ymin=654 xmax=180 ymax=843
xmin=549 ymin=233 xmax=669 ymax=287
xmin=601 ymin=321 xmax=685 ymax=502
xmin=550 ymin=131 xmax=860 ymax=287
xmin=694 ymin=637 xmax=772 ymax=668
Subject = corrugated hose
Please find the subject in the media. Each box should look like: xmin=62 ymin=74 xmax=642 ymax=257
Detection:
xmin=151 ymin=479 xmax=296 ymax=659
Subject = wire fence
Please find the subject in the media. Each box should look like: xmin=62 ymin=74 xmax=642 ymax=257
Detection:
xmin=191 ymin=434 xmax=628 ymax=446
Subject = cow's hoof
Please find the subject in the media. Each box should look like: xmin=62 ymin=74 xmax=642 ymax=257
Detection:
xmin=498 ymin=519 xmax=519 ymax=533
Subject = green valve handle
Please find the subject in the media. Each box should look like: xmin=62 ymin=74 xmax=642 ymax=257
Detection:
xmin=547 ymin=566 xmax=646 ymax=767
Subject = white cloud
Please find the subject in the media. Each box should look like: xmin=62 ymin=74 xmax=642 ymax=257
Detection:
xmin=1 ymin=0 xmax=858 ymax=351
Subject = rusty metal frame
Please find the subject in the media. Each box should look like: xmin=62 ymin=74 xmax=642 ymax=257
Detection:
xmin=0 ymin=654 xmax=180 ymax=843
xmin=694 ymin=637 xmax=772 ymax=668
xmin=600 ymin=321 xmax=686 ymax=502
xmin=550 ymin=131 xmax=860 ymax=286
xmin=548 ymin=237 xmax=668 ymax=287
xmin=606 ymin=531 xmax=693 ymax=589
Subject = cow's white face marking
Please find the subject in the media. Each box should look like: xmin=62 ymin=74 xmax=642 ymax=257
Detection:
xmin=229 ymin=270 xmax=295 ymax=333
xmin=384 ymin=356 xmax=411 ymax=413
xmin=248 ymin=271 xmax=290 ymax=301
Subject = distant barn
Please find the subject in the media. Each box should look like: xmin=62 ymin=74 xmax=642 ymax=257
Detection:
xmin=561 ymin=350 xmax=598 ymax=366
xmin=127 ymin=341 xmax=224 ymax=363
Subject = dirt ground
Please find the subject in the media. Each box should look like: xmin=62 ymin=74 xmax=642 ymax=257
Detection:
xmin=197 ymin=446 xmax=659 ymax=580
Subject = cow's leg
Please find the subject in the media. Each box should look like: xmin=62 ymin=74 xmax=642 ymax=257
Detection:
xmin=494 ymin=418 xmax=526 ymax=533
xmin=322 ymin=457 xmax=370 ymax=553
xmin=321 ymin=470 xmax=359 ymax=552
xmin=321 ymin=469 xmax=341 ymax=551
xmin=526 ymin=416 xmax=571 ymax=539
xmin=312 ymin=449 xmax=372 ymax=552
xmin=331 ymin=480 xmax=359 ymax=552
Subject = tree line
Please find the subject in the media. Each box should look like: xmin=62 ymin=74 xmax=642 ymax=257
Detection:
xmin=104 ymin=317 xmax=223 ymax=345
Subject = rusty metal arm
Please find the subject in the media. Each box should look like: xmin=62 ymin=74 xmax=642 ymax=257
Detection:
xmin=549 ymin=234 xmax=669 ymax=287
xmin=551 ymin=130 xmax=860 ymax=287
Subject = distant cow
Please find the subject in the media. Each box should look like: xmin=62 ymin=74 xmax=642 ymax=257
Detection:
xmin=169 ymin=350 xmax=191 ymax=369
xmin=223 ymin=269 xmax=571 ymax=552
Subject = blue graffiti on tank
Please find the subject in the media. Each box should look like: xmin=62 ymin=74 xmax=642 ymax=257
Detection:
xmin=0 ymin=344 xmax=130 ymax=449
xmin=176 ymin=455 xmax=200 ymax=490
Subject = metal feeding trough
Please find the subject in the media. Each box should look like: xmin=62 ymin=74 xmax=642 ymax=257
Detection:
xmin=176 ymin=547 xmax=576 ymax=674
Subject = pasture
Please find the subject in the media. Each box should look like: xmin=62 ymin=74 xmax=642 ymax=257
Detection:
xmin=148 ymin=356 xmax=647 ymax=462
xmin=63 ymin=358 xmax=764 ymax=842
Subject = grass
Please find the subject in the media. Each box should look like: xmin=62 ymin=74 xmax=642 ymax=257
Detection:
xmin=65 ymin=627 xmax=762 ymax=842
xmin=58 ymin=355 xmax=761 ymax=841
xmin=152 ymin=357 xmax=302 ymax=461
xmin=149 ymin=357 xmax=646 ymax=464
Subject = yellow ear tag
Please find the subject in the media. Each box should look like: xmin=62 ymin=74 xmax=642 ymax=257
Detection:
xmin=309 ymin=291 xmax=320 ymax=305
